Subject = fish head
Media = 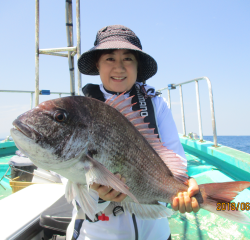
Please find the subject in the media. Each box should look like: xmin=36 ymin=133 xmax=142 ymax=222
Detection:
xmin=11 ymin=96 xmax=92 ymax=170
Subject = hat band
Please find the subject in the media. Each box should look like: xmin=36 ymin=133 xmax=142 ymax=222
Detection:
xmin=95 ymin=33 xmax=142 ymax=49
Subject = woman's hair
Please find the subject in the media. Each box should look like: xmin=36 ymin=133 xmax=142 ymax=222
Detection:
xmin=94 ymin=49 xmax=141 ymax=78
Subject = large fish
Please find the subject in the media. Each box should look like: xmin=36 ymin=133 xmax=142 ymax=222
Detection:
xmin=10 ymin=94 xmax=250 ymax=223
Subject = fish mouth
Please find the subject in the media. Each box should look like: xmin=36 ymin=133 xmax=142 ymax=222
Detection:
xmin=12 ymin=119 xmax=41 ymax=140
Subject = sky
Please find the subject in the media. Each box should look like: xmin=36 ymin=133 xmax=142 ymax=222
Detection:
xmin=1 ymin=0 xmax=250 ymax=139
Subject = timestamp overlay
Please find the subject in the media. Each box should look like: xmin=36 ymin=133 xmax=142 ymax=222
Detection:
xmin=217 ymin=202 xmax=250 ymax=211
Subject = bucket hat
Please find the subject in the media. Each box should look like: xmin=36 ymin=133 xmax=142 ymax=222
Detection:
xmin=78 ymin=25 xmax=157 ymax=82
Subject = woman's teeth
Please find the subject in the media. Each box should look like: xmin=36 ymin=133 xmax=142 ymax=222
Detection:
xmin=112 ymin=77 xmax=126 ymax=80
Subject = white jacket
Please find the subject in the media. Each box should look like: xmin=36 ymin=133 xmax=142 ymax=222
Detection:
xmin=66 ymin=83 xmax=186 ymax=240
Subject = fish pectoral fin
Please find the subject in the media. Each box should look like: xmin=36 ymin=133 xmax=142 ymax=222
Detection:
xmin=66 ymin=181 xmax=99 ymax=221
xmin=65 ymin=180 xmax=75 ymax=203
xmin=122 ymin=202 xmax=173 ymax=220
xmin=85 ymin=154 xmax=139 ymax=204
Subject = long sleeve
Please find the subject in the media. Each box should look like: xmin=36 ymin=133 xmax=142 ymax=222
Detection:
xmin=152 ymin=96 xmax=186 ymax=159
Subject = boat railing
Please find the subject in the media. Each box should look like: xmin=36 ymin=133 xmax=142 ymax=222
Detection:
xmin=157 ymin=76 xmax=218 ymax=147
xmin=0 ymin=90 xmax=70 ymax=110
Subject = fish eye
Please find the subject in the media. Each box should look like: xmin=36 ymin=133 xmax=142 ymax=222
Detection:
xmin=54 ymin=111 xmax=67 ymax=123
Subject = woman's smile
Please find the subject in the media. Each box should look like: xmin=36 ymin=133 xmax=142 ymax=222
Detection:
xmin=111 ymin=76 xmax=127 ymax=81
xmin=97 ymin=49 xmax=138 ymax=92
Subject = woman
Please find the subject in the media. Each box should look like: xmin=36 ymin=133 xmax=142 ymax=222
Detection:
xmin=67 ymin=25 xmax=200 ymax=240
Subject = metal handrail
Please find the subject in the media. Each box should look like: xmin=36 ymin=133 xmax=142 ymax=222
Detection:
xmin=158 ymin=76 xmax=218 ymax=147
xmin=0 ymin=90 xmax=70 ymax=110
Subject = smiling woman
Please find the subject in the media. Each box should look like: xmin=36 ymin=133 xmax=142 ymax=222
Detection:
xmin=96 ymin=49 xmax=138 ymax=92
xmin=64 ymin=24 xmax=201 ymax=240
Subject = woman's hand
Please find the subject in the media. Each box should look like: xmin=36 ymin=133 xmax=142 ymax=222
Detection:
xmin=172 ymin=178 xmax=200 ymax=213
xmin=90 ymin=173 xmax=127 ymax=202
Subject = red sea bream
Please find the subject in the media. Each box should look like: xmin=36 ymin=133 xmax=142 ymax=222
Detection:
xmin=10 ymin=94 xmax=250 ymax=223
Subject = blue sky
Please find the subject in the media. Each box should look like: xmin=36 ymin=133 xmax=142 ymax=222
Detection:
xmin=1 ymin=0 xmax=250 ymax=138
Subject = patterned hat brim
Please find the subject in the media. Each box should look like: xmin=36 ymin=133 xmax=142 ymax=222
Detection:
xmin=77 ymin=41 xmax=157 ymax=82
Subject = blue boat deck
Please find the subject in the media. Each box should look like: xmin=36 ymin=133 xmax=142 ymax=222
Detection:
xmin=167 ymin=136 xmax=250 ymax=239
xmin=0 ymin=154 xmax=15 ymax=200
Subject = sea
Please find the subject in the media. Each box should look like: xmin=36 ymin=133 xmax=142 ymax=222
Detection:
xmin=1 ymin=136 xmax=250 ymax=154
xmin=203 ymin=136 xmax=250 ymax=154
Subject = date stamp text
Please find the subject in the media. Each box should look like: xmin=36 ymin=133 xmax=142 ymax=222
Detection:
xmin=217 ymin=202 xmax=250 ymax=211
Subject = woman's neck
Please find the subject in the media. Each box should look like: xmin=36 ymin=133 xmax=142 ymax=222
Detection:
xmin=103 ymin=85 xmax=134 ymax=95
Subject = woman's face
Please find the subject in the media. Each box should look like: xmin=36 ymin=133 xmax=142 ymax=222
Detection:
xmin=96 ymin=49 xmax=138 ymax=93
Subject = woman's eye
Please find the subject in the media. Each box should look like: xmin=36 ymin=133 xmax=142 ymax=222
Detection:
xmin=124 ymin=57 xmax=132 ymax=61
xmin=106 ymin=57 xmax=114 ymax=61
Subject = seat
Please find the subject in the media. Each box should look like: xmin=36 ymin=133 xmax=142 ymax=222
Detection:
xmin=40 ymin=195 xmax=73 ymax=239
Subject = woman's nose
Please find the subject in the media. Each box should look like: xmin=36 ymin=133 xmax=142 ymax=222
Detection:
xmin=114 ymin=60 xmax=125 ymax=71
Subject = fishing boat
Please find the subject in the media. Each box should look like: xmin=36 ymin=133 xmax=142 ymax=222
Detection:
xmin=1 ymin=1 xmax=250 ymax=240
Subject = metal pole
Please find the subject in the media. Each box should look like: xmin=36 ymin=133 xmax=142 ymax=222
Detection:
xmin=157 ymin=77 xmax=218 ymax=146
xmin=30 ymin=92 xmax=33 ymax=109
xmin=76 ymin=0 xmax=82 ymax=95
xmin=0 ymin=90 xmax=35 ymax=93
xmin=65 ymin=0 xmax=75 ymax=96
xmin=39 ymin=52 xmax=68 ymax=57
xmin=39 ymin=46 xmax=76 ymax=53
xmin=0 ymin=183 xmax=6 ymax=190
xmin=195 ymin=81 xmax=203 ymax=141
xmin=167 ymin=89 xmax=171 ymax=109
xmin=10 ymin=166 xmax=57 ymax=183
xmin=179 ymin=85 xmax=186 ymax=136
xmin=35 ymin=0 xmax=39 ymax=106
xmin=205 ymin=77 xmax=218 ymax=147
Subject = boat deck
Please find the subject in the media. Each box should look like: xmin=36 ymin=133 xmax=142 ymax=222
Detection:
xmin=168 ymin=146 xmax=250 ymax=239
xmin=1 ymin=138 xmax=250 ymax=239
xmin=0 ymin=154 xmax=15 ymax=200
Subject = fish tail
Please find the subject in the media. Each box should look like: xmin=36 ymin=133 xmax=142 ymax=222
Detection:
xmin=199 ymin=181 xmax=250 ymax=224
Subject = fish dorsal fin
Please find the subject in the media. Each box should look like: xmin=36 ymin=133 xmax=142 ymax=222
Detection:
xmin=105 ymin=94 xmax=188 ymax=182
